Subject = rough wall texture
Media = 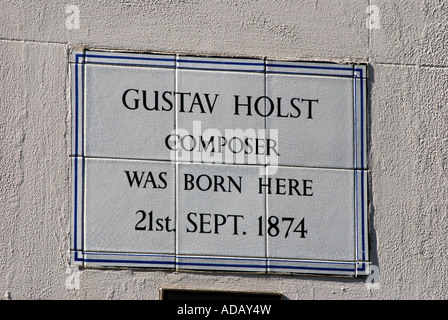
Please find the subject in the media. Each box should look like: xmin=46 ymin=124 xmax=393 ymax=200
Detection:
xmin=1 ymin=0 xmax=447 ymax=300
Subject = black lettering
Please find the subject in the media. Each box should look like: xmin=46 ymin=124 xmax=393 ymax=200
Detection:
xmin=229 ymin=137 xmax=244 ymax=154
xmin=141 ymin=90 xmax=158 ymax=111
xmin=288 ymin=178 xmax=302 ymax=196
xmin=204 ymin=93 xmax=219 ymax=114
xmin=227 ymin=176 xmax=242 ymax=193
xmin=227 ymin=214 xmax=244 ymax=235
xmin=197 ymin=174 xmax=212 ymax=191
xmin=254 ymin=96 xmax=274 ymax=117
xmin=165 ymin=134 xmax=179 ymax=150
xmin=244 ymin=138 xmax=254 ymax=154
xmin=290 ymin=98 xmax=301 ymax=118
xmin=276 ymin=97 xmax=289 ymax=117
xmin=199 ymin=213 xmax=212 ymax=233
xmin=255 ymin=138 xmax=265 ymax=155
xmin=266 ymin=139 xmax=280 ymax=156
xmin=180 ymin=135 xmax=196 ymax=152
xmin=213 ymin=175 xmax=226 ymax=192
xmin=259 ymin=177 xmax=312 ymax=196
xmin=301 ymin=99 xmax=319 ymax=119
xmin=182 ymin=174 xmax=242 ymax=193
xmin=216 ymin=136 xmax=227 ymax=153
xmin=125 ymin=171 xmax=144 ymax=187
xmin=165 ymin=216 xmax=175 ymax=232
xmin=156 ymin=218 xmax=164 ymax=231
xmin=184 ymin=173 xmax=195 ymax=190
xmin=258 ymin=177 xmax=271 ymax=194
xmin=135 ymin=210 xmax=146 ymax=230
xmin=303 ymin=179 xmax=313 ymax=196
xmin=189 ymin=92 xmax=205 ymax=113
xmin=162 ymin=91 xmax=173 ymax=111
xmin=276 ymin=178 xmax=286 ymax=195
xmin=198 ymin=136 xmax=215 ymax=153
xmin=143 ymin=171 xmax=158 ymax=189
xmin=122 ymin=89 xmax=139 ymax=110
xmin=234 ymin=95 xmax=252 ymax=116
xmin=158 ymin=172 xmax=167 ymax=189
xmin=214 ymin=214 xmax=226 ymax=234
xmin=186 ymin=212 xmax=197 ymax=233
xmin=175 ymin=92 xmax=191 ymax=113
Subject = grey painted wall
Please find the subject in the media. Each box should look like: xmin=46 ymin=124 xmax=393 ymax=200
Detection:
xmin=1 ymin=0 xmax=447 ymax=299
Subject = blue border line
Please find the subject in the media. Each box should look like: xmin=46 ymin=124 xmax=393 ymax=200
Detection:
xmin=356 ymin=68 xmax=365 ymax=169
xmin=355 ymin=68 xmax=366 ymax=261
xmin=268 ymin=265 xmax=355 ymax=272
xmin=265 ymin=71 xmax=354 ymax=78
xmin=354 ymin=77 xmax=359 ymax=261
xmin=177 ymin=57 xmax=265 ymax=72
xmin=177 ymin=66 xmax=264 ymax=73
xmin=360 ymin=69 xmax=366 ymax=262
xmin=266 ymin=62 xmax=353 ymax=72
xmin=84 ymin=258 xmax=176 ymax=266
xmin=73 ymin=59 xmax=78 ymax=249
xmin=178 ymin=255 xmax=267 ymax=262
xmin=86 ymin=54 xmax=175 ymax=63
xmin=85 ymin=61 xmax=176 ymax=69
xmin=83 ymin=252 xmax=176 ymax=266
xmin=177 ymin=262 xmax=267 ymax=270
xmin=357 ymin=262 xmax=366 ymax=272
xmin=72 ymin=52 xmax=368 ymax=273
xmin=84 ymin=252 xmax=176 ymax=258
xmin=73 ymin=54 xmax=81 ymax=262
xmin=267 ymin=258 xmax=355 ymax=272
xmin=177 ymin=58 xmax=264 ymax=67
xmin=176 ymin=257 xmax=355 ymax=273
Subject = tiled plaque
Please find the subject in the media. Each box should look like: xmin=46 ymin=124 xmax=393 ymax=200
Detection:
xmin=177 ymin=162 xmax=266 ymax=272
xmin=71 ymin=49 xmax=369 ymax=276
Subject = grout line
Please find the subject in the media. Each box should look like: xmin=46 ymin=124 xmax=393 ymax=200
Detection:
xmin=70 ymin=155 xmax=369 ymax=172
xmin=374 ymin=61 xmax=448 ymax=69
xmin=368 ymin=0 xmax=372 ymax=55
xmin=1 ymin=37 xmax=447 ymax=70
xmin=0 ymin=37 xmax=69 ymax=46
xmin=263 ymin=58 xmax=269 ymax=270
xmin=174 ymin=54 xmax=179 ymax=271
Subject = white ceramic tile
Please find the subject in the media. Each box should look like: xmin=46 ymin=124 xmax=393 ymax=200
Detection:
xmin=71 ymin=50 xmax=370 ymax=275
xmin=267 ymin=259 xmax=357 ymax=276
xmin=354 ymin=76 xmax=368 ymax=169
xmin=176 ymin=68 xmax=267 ymax=166
xmin=266 ymin=73 xmax=354 ymax=168
xmin=82 ymin=252 xmax=175 ymax=269
xmin=355 ymin=170 xmax=369 ymax=262
xmin=356 ymin=261 xmax=371 ymax=277
xmin=177 ymin=163 xmax=266 ymax=261
xmin=70 ymin=61 xmax=84 ymax=156
xmin=85 ymin=50 xmax=176 ymax=68
xmin=69 ymin=48 xmax=85 ymax=64
xmin=84 ymin=63 xmax=175 ymax=161
xmin=71 ymin=157 xmax=84 ymax=251
xmin=177 ymin=55 xmax=264 ymax=73
xmin=83 ymin=158 xmax=176 ymax=258
xmin=70 ymin=251 xmax=84 ymax=267
xmin=354 ymin=64 xmax=368 ymax=79
xmin=266 ymin=60 xmax=354 ymax=78
xmin=266 ymin=166 xmax=356 ymax=262
xmin=176 ymin=255 xmax=266 ymax=273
